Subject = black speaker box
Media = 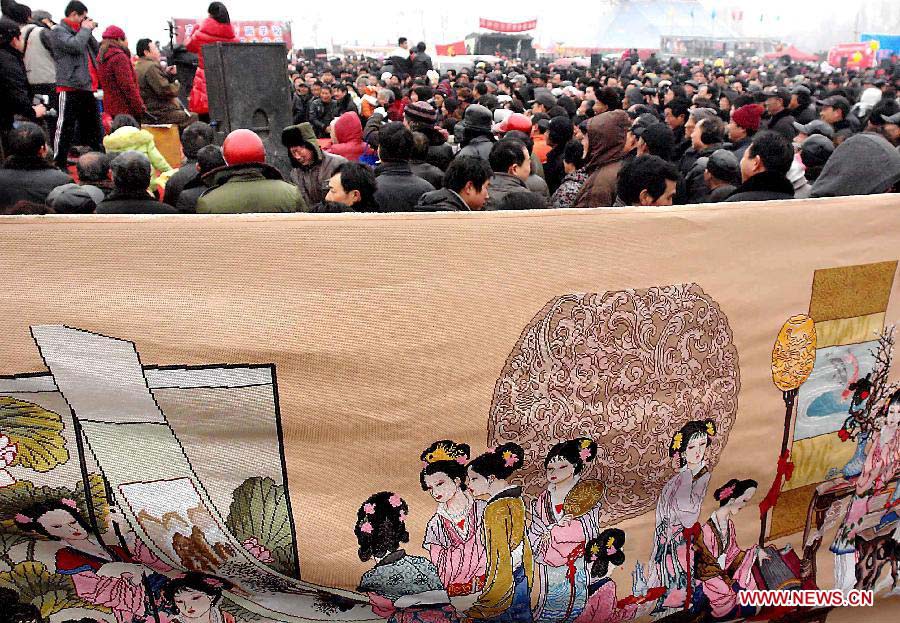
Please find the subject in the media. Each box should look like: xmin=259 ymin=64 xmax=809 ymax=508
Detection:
xmin=591 ymin=54 xmax=603 ymax=68
xmin=203 ymin=43 xmax=293 ymax=176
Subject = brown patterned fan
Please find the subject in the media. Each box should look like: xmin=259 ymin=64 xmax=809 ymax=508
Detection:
xmin=563 ymin=479 xmax=605 ymax=518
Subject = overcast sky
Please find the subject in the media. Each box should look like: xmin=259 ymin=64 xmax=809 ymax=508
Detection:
xmin=61 ymin=0 xmax=881 ymax=50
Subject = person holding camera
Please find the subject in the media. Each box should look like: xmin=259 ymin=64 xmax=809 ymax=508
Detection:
xmin=50 ymin=0 xmax=102 ymax=168
xmin=0 ymin=16 xmax=47 ymax=156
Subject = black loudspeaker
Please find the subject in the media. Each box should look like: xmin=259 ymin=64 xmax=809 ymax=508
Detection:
xmin=301 ymin=47 xmax=317 ymax=61
xmin=591 ymin=54 xmax=603 ymax=68
xmin=203 ymin=43 xmax=293 ymax=176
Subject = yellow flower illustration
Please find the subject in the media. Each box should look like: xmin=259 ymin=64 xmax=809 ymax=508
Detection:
xmin=590 ymin=543 xmax=600 ymax=555
xmin=606 ymin=536 xmax=615 ymax=549
xmin=706 ymin=421 xmax=716 ymax=436
xmin=427 ymin=444 xmax=455 ymax=464
xmin=672 ymin=432 xmax=683 ymax=451
xmin=580 ymin=439 xmax=592 ymax=449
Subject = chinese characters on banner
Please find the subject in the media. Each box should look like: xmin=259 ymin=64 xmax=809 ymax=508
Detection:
xmin=478 ymin=18 xmax=538 ymax=33
xmin=173 ymin=19 xmax=293 ymax=49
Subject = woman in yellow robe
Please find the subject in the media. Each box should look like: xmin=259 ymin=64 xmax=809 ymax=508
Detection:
xmin=465 ymin=443 xmax=534 ymax=622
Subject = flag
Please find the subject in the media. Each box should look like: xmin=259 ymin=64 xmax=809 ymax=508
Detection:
xmin=436 ymin=40 xmax=467 ymax=56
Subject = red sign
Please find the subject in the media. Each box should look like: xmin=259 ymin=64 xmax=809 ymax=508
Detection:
xmin=478 ymin=18 xmax=537 ymax=33
xmin=435 ymin=41 xmax=467 ymax=56
xmin=173 ymin=19 xmax=292 ymax=49
xmin=827 ymin=42 xmax=877 ymax=69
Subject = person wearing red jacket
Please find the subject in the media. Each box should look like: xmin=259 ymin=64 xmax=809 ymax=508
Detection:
xmin=326 ymin=112 xmax=375 ymax=163
xmin=185 ymin=2 xmax=237 ymax=117
xmin=96 ymin=26 xmax=144 ymax=121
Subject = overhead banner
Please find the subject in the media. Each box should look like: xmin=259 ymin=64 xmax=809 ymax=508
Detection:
xmin=478 ymin=18 xmax=538 ymax=33
xmin=173 ymin=18 xmax=293 ymax=49
xmin=1 ymin=196 xmax=900 ymax=623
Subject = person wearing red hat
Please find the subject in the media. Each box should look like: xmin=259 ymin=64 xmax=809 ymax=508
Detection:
xmin=96 ymin=25 xmax=144 ymax=122
xmin=727 ymin=104 xmax=763 ymax=162
xmin=195 ymin=129 xmax=306 ymax=214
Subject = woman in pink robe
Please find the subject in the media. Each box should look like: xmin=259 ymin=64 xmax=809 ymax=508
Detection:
xmin=529 ymin=439 xmax=601 ymax=623
xmin=15 ymin=498 xmax=172 ymax=623
xmin=647 ymin=419 xmax=716 ymax=612
xmin=575 ymin=529 xmax=642 ymax=623
xmin=420 ymin=440 xmax=487 ymax=596
xmin=693 ymin=479 xmax=767 ymax=620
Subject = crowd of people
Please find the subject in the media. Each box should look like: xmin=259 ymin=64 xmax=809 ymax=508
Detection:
xmin=2 ymin=1 xmax=900 ymax=216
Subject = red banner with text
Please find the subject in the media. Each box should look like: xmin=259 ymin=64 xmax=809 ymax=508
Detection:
xmin=478 ymin=18 xmax=537 ymax=33
xmin=173 ymin=19 xmax=292 ymax=49
xmin=435 ymin=41 xmax=467 ymax=56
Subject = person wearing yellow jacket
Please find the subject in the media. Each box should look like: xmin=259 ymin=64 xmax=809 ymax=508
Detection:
xmin=465 ymin=443 xmax=534 ymax=622
xmin=102 ymin=114 xmax=173 ymax=192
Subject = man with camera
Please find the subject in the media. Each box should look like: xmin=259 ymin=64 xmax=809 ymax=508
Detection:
xmin=50 ymin=0 xmax=102 ymax=168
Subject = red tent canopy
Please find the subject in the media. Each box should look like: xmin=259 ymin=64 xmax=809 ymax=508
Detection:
xmin=765 ymin=45 xmax=818 ymax=62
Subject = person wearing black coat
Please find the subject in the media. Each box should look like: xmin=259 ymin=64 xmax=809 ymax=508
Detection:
xmin=726 ymin=131 xmax=795 ymax=202
xmin=373 ymin=122 xmax=434 ymax=212
xmin=96 ymin=151 xmax=176 ymax=214
xmin=0 ymin=122 xmax=70 ymax=209
xmin=292 ymin=83 xmax=313 ymax=125
xmin=0 ymin=17 xmax=45 ymax=154
xmin=410 ymin=42 xmax=433 ymax=78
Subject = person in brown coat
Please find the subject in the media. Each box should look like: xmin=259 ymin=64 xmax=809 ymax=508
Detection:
xmin=572 ymin=110 xmax=630 ymax=208
xmin=134 ymin=38 xmax=197 ymax=129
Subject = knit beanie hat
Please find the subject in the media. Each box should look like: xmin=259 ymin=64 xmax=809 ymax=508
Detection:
xmin=404 ymin=101 xmax=437 ymax=126
xmin=102 ymin=25 xmax=127 ymax=40
xmin=731 ymin=104 xmax=764 ymax=132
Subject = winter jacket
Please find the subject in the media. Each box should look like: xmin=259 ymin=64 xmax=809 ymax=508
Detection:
xmin=457 ymin=135 xmax=494 ymax=161
xmin=414 ymin=188 xmax=471 ymax=212
xmin=707 ymin=184 xmax=736 ymax=202
xmin=681 ymin=145 xmax=727 ymax=204
xmin=197 ymin=163 xmax=306 ymax=213
xmin=0 ymin=44 xmax=36 ymax=136
xmin=729 ymin=137 xmax=752 ymax=163
xmin=411 ymin=51 xmax=433 ymax=77
xmin=174 ymin=174 xmax=209 ymax=213
xmin=46 ymin=182 xmax=105 ymax=212
xmin=284 ymin=123 xmax=347 ymax=206
xmin=409 ymin=160 xmax=444 ymax=190
xmin=374 ymin=162 xmax=435 ymax=212
xmin=544 ymin=145 xmax=566 ymax=194
xmin=51 ymin=19 xmax=99 ymax=91
xmin=185 ymin=18 xmax=237 ymax=69
xmin=810 ymin=133 xmax=900 ymax=198
xmin=97 ymin=44 xmax=144 ymax=120
xmin=21 ymin=22 xmax=56 ymax=85
xmin=550 ymin=168 xmax=588 ymax=209
xmin=162 ymin=160 xmax=198 ymax=208
xmin=326 ymin=112 xmax=374 ymax=162
xmin=308 ymin=98 xmax=340 ymax=138
xmin=292 ymin=92 xmax=312 ymax=124
xmin=525 ymin=174 xmax=550 ymax=201
xmin=185 ymin=18 xmax=237 ymax=114
xmin=135 ymin=58 xmax=184 ymax=123
xmin=763 ymin=109 xmax=797 ymax=140
xmin=725 ymin=171 xmax=795 ymax=202
xmin=485 ymin=173 xmax=546 ymax=211
xmin=0 ymin=156 xmax=71 ymax=209
xmin=97 ymin=189 xmax=177 ymax=214
xmin=573 ymin=110 xmax=630 ymax=209
xmin=103 ymin=127 xmax=173 ymax=190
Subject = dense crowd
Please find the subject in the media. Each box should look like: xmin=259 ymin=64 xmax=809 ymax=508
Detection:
xmin=2 ymin=1 xmax=900 ymax=216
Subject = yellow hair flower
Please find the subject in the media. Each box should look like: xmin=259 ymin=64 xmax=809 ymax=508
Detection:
xmin=606 ymin=536 xmax=615 ymax=549
xmin=426 ymin=444 xmax=456 ymax=464
xmin=590 ymin=543 xmax=601 ymax=555
xmin=580 ymin=439 xmax=592 ymax=449
xmin=706 ymin=421 xmax=716 ymax=436
xmin=672 ymin=432 xmax=683 ymax=451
